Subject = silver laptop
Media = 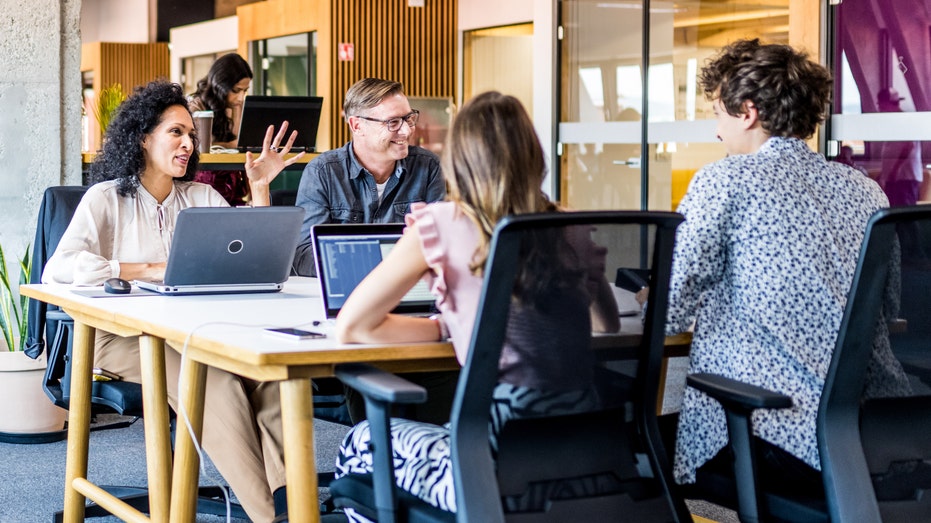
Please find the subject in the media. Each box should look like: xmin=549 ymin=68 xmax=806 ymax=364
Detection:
xmin=311 ymin=223 xmax=437 ymax=319
xmin=135 ymin=207 xmax=302 ymax=295
xmin=236 ymin=95 xmax=323 ymax=153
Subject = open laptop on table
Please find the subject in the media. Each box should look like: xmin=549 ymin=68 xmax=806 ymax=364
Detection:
xmin=134 ymin=206 xmax=302 ymax=295
xmin=311 ymin=223 xmax=437 ymax=321
xmin=236 ymin=95 xmax=323 ymax=153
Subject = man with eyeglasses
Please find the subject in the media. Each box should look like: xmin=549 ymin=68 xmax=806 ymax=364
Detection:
xmin=292 ymin=78 xmax=446 ymax=277
xmin=290 ymin=78 xmax=453 ymax=432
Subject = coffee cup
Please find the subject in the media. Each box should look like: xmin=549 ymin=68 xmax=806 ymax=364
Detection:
xmin=191 ymin=110 xmax=214 ymax=153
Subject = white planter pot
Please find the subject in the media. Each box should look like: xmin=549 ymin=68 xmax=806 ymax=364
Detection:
xmin=0 ymin=349 xmax=68 ymax=434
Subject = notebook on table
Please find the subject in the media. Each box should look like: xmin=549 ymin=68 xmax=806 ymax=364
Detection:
xmin=134 ymin=206 xmax=302 ymax=295
xmin=311 ymin=223 xmax=437 ymax=319
xmin=236 ymin=95 xmax=324 ymax=153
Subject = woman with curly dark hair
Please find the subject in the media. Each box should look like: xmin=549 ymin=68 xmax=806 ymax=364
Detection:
xmin=665 ymin=39 xmax=909 ymax=492
xmin=43 ymin=79 xmax=303 ymax=522
xmin=189 ymin=53 xmax=254 ymax=205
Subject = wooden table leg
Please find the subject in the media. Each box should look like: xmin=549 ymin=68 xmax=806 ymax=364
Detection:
xmin=280 ymin=378 xmax=319 ymax=523
xmin=139 ymin=335 xmax=172 ymax=523
xmin=168 ymin=356 xmax=207 ymax=523
xmin=63 ymin=321 xmax=95 ymax=523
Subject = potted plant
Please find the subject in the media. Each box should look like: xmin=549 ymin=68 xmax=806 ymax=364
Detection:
xmin=93 ymin=83 xmax=126 ymax=137
xmin=0 ymin=243 xmax=67 ymax=442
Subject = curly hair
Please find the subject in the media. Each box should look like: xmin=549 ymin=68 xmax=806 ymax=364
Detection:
xmin=89 ymin=80 xmax=199 ymax=197
xmin=190 ymin=53 xmax=253 ymax=142
xmin=699 ymin=39 xmax=833 ymax=139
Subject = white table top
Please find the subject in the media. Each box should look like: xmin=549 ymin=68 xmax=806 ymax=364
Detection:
xmin=22 ymin=277 xmax=458 ymax=380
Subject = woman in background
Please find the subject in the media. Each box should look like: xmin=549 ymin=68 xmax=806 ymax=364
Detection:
xmin=189 ymin=53 xmax=254 ymax=205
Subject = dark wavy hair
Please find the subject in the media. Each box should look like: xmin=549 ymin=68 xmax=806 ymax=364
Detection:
xmin=699 ymin=39 xmax=833 ymax=139
xmin=191 ymin=53 xmax=253 ymax=142
xmin=89 ymin=80 xmax=199 ymax=197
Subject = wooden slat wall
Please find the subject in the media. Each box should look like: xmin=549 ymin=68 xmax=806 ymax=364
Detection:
xmin=80 ymin=42 xmax=170 ymax=149
xmin=81 ymin=42 xmax=170 ymax=95
xmin=329 ymin=0 xmax=457 ymax=147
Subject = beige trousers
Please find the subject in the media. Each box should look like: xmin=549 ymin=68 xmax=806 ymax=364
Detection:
xmin=94 ymin=331 xmax=285 ymax=523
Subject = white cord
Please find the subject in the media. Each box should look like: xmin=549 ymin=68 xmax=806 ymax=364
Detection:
xmin=174 ymin=319 xmax=322 ymax=521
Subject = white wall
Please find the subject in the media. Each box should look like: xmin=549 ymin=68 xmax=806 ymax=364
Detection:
xmin=169 ymin=17 xmax=240 ymax=84
xmin=80 ymin=0 xmax=150 ymax=43
xmin=458 ymin=0 xmax=557 ymax=197
xmin=460 ymin=0 xmax=534 ymax=31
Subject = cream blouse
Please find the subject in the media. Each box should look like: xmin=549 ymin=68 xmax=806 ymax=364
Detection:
xmin=42 ymin=180 xmax=228 ymax=285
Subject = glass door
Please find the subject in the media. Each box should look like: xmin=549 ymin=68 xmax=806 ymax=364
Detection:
xmin=559 ymin=0 xmax=796 ymax=211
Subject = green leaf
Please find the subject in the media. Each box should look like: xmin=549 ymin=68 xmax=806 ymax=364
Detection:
xmin=94 ymin=84 xmax=127 ymax=136
xmin=0 ymin=243 xmax=30 ymax=351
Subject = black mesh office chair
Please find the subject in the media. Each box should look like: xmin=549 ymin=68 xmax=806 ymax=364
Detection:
xmin=685 ymin=205 xmax=931 ymax=523
xmin=25 ymin=186 xmax=247 ymax=521
xmin=328 ymin=210 xmax=691 ymax=522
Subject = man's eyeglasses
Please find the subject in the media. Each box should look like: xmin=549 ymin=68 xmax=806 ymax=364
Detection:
xmin=355 ymin=110 xmax=420 ymax=132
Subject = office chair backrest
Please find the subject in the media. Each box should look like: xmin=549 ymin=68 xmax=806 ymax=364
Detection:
xmin=819 ymin=205 xmax=931 ymax=522
xmin=25 ymin=186 xmax=88 ymax=360
xmin=26 ymin=186 xmax=144 ymax=416
xmin=449 ymin=210 xmax=688 ymax=522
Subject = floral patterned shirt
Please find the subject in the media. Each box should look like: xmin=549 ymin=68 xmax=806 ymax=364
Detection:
xmin=666 ymin=136 xmax=909 ymax=483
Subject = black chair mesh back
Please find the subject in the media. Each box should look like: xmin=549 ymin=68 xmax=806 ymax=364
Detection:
xmin=450 ymin=211 xmax=689 ymax=522
xmin=820 ymin=205 xmax=931 ymax=523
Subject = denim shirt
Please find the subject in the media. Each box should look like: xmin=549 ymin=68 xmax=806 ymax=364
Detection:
xmin=292 ymin=141 xmax=446 ymax=276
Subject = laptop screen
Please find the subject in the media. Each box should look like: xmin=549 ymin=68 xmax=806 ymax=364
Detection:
xmin=237 ymin=95 xmax=323 ymax=153
xmin=312 ymin=224 xmax=436 ymax=318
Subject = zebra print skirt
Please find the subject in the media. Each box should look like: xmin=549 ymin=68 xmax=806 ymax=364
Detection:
xmin=334 ymin=383 xmax=599 ymax=522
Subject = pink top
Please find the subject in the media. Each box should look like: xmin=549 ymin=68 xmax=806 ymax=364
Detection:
xmin=406 ymin=201 xmax=602 ymax=394
xmin=406 ymin=201 xmax=482 ymax=365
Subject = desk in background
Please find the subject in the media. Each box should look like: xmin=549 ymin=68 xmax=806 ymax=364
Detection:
xmin=81 ymin=152 xmax=316 ymax=190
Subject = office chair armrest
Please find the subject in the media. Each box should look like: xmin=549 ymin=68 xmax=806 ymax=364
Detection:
xmin=687 ymin=372 xmax=792 ymax=414
xmin=686 ymin=372 xmax=793 ymax=523
xmin=333 ymin=363 xmax=428 ymax=523
xmin=334 ymin=363 xmax=427 ymax=405
xmin=46 ymin=309 xmax=72 ymax=322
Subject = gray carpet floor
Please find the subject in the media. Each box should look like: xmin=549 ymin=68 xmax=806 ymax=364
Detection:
xmin=0 ymin=414 xmax=351 ymax=523
xmin=0 ymin=413 xmax=737 ymax=523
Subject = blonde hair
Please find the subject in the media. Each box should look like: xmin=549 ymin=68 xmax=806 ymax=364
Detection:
xmin=442 ymin=91 xmax=551 ymax=274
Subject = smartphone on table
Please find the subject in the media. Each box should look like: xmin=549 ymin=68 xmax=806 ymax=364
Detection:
xmin=264 ymin=327 xmax=327 ymax=340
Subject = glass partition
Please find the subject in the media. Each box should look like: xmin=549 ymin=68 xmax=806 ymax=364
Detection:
xmin=250 ymin=32 xmax=317 ymax=97
xmin=829 ymin=0 xmax=931 ymax=205
xmin=180 ymin=53 xmax=227 ymax=96
xmin=559 ymin=0 xmax=792 ymax=211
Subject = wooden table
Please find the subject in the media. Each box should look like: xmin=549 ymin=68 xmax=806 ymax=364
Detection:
xmin=22 ymin=278 xmax=690 ymax=523
xmin=21 ymin=278 xmax=457 ymax=523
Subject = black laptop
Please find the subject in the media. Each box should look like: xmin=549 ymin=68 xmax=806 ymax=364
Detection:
xmin=311 ymin=223 xmax=437 ymax=319
xmin=236 ymin=95 xmax=323 ymax=153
